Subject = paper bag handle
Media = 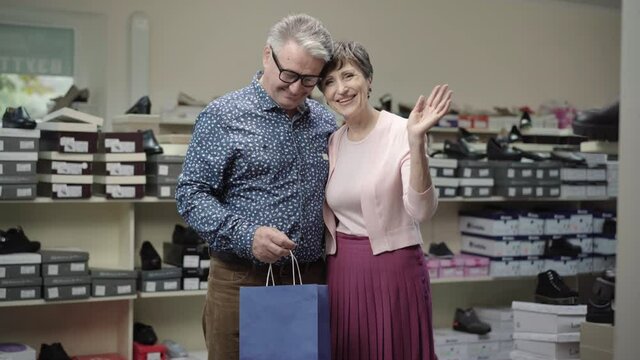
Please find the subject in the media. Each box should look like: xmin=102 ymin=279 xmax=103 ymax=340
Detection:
xmin=265 ymin=251 xmax=303 ymax=286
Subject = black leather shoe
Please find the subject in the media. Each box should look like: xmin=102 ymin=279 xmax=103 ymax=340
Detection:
xmin=453 ymin=308 xmax=491 ymax=335
xmin=458 ymin=127 xmax=480 ymax=143
xmin=428 ymin=242 xmax=454 ymax=258
xmin=38 ymin=343 xmax=71 ymax=360
xmin=140 ymin=129 xmax=163 ymax=155
xmin=172 ymin=224 xmax=203 ymax=245
xmin=550 ymin=151 xmax=586 ymax=166
xmin=507 ymin=125 xmax=523 ymax=143
xmin=0 ymin=227 xmax=41 ymax=254
xmin=573 ymin=102 xmax=618 ymax=141
xmin=133 ymin=322 xmax=158 ymax=345
xmin=520 ymin=109 xmax=532 ymax=129
xmin=535 ymin=270 xmax=579 ymax=305
xmin=443 ymin=139 xmax=485 ymax=160
xmin=586 ymin=270 xmax=615 ymax=324
xmin=127 ymin=96 xmax=152 ymax=114
xmin=49 ymin=85 xmax=89 ymax=113
xmin=2 ymin=107 xmax=37 ymax=129
xmin=487 ymin=138 xmax=522 ymax=161
xmin=140 ymin=241 xmax=161 ymax=270
xmin=544 ymin=237 xmax=582 ymax=258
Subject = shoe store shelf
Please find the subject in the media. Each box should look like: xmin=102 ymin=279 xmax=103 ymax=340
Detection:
xmin=0 ymin=294 xmax=136 ymax=308
xmin=137 ymin=290 xmax=206 ymax=298
xmin=430 ymin=127 xmax=580 ymax=137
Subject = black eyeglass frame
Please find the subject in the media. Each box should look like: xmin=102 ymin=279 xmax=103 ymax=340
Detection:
xmin=270 ymin=46 xmax=322 ymax=88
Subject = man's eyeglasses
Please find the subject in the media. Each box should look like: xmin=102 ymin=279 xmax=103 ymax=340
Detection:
xmin=270 ymin=46 xmax=322 ymax=88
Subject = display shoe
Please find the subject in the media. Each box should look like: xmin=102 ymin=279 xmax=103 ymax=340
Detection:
xmin=458 ymin=127 xmax=480 ymax=143
xmin=161 ymin=340 xmax=188 ymax=358
xmin=486 ymin=138 xmax=522 ymax=161
xmin=0 ymin=227 xmax=41 ymax=254
xmin=550 ymin=150 xmax=586 ymax=166
xmin=140 ymin=129 xmax=163 ymax=155
xmin=49 ymin=85 xmax=81 ymax=113
xmin=133 ymin=322 xmax=158 ymax=345
xmin=172 ymin=224 xmax=203 ymax=245
xmin=573 ymin=101 xmax=619 ymax=141
xmin=139 ymin=241 xmax=161 ymax=270
xmin=443 ymin=139 xmax=485 ymax=160
xmin=534 ymin=269 xmax=579 ymax=305
xmin=1 ymin=107 xmax=37 ymax=129
xmin=544 ymin=237 xmax=582 ymax=258
xmin=586 ymin=270 xmax=615 ymax=324
xmin=507 ymin=125 xmax=523 ymax=143
xmin=374 ymin=93 xmax=392 ymax=112
xmin=602 ymin=218 xmax=617 ymax=237
xmin=177 ymin=92 xmax=207 ymax=107
xmin=519 ymin=108 xmax=532 ymax=129
xmin=453 ymin=308 xmax=491 ymax=335
xmin=38 ymin=343 xmax=71 ymax=360
xmin=428 ymin=242 xmax=454 ymax=258
xmin=126 ymin=96 xmax=152 ymax=114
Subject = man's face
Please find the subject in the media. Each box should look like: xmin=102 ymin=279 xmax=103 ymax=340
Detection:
xmin=261 ymin=41 xmax=325 ymax=113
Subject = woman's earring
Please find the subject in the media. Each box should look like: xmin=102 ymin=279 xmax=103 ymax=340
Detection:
xmin=368 ymin=87 xmax=372 ymax=99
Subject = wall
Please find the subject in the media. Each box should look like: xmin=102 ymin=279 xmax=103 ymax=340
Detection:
xmin=0 ymin=0 xmax=620 ymax=125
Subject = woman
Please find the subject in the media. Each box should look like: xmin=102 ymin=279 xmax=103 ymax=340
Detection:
xmin=319 ymin=41 xmax=452 ymax=360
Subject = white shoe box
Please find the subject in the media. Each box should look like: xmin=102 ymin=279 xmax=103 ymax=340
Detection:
xmin=461 ymin=234 xmax=521 ymax=258
xmin=544 ymin=257 xmax=578 ymax=276
xmin=518 ymin=257 xmax=546 ymax=276
xmin=593 ymin=235 xmax=616 ymax=255
xmin=459 ymin=213 xmax=519 ymax=237
xmin=592 ymin=211 xmax=615 ymax=234
xmin=587 ymin=166 xmax=607 ymax=181
xmin=568 ymin=210 xmax=593 ymax=234
xmin=513 ymin=332 xmax=580 ymax=359
xmin=512 ymin=301 xmax=586 ymax=334
xmin=489 ymin=258 xmax=521 ymax=277
xmin=561 ymin=168 xmax=587 ymax=181
xmin=542 ymin=213 xmax=571 ymax=235
xmin=0 ymin=343 xmax=36 ymax=360
xmin=518 ymin=213 xmax=545 ymax=236
xmin=518 ymin=237 xmax=546 ymax=257
xmin=561 ymin=184 xmax=587 ymax=199
xmin=577 ymin=256 xmax=594 ymax=274
xmin=476 ymin=308 xmax=514 ymax=333
xmin=566 ymin=234 xmax=593 ymax=253
xmin=587 ymin=184 xmax=607 ymax=197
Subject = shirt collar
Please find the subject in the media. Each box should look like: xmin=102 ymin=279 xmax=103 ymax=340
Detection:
xmin=252 ymin=71 xmax=309 ymax=116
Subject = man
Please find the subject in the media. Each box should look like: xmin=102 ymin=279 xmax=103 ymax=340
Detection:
xmin=175 ymin=14 xmax=335 ymax=360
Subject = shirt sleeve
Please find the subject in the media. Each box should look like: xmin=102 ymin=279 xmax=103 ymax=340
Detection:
xmin=400 ymin=152 xmax=439 ymax=222
xmin=175 ymin=106 xmax=258 ymax=259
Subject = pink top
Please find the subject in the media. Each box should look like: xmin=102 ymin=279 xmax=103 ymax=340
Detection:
xmin=323 ymin=111 xmax=439 ymax=255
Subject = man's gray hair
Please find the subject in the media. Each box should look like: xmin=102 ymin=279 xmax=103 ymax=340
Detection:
xmin=267 ymin=14 xmax=333 ymax=62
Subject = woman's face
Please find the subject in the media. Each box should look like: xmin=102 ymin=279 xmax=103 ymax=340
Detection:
xmin=321 ymin=61 xmax=371 ymax=119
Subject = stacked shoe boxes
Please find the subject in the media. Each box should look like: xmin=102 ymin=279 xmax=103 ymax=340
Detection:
xmin=511 ymin=301 xmax=585 ymax=360
xmin=458 ymin=160 xmax=494 ymax=198
xmin=544 ymin=210 xmax=592 ymax=276
xmin=475 ymin=307 xmax=514 ymax=359
xmin=0 ymin=252 xmax=42 ymax=301
xmin=0 ymin=128 xmax=40 ymax=200
xmin=434 ymin=328 xmax=511 ymax=360
xmin=138 ymin=266 xmax=182 ymax=293
xmin=560 ymin=153 xmax=608 ymax=199
xmin=492 ymin=161 xmax=561 ymax=199
xmin=90 ymin=268 xmax=138 ymax=297
xmin=605 ymin=160 xmax=618 ymax=197
xmin=146 ymin=154 xmax=184 ymax=199
xmin=430 ymin=157 xmax=460 ymax=198
xmin=40 ymin=250 xmax=91 ymax=301
xmin=459 ymin=211 xmax=546 ymax=277
xmin=162 ymin=242 xmax=209 ymax=291
xmin=93 ymin=132 xmax=146 ymax=199
xmin=37 ymin=109 xmax=103 ymax=199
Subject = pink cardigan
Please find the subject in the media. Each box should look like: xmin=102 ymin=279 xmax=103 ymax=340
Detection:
xmin=323 ymin=111 xmax=438 ymax=255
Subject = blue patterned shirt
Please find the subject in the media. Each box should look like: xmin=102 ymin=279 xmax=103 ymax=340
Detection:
xmin=176 ymin=72 xmax=336 ymax=264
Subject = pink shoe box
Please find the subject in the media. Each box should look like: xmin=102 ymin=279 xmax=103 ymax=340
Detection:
xmin=459 ymin=254 xmax=490 ymax=277
xmin=425 ymin=257 xmax=440 ymax=279
xmin=438 ymin=256 xmax=465 ymax=278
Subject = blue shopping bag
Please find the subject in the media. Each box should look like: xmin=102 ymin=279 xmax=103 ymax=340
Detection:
xmin=239 ymin=255 xmax=330 ymax=360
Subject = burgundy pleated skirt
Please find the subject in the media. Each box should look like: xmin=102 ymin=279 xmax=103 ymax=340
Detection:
xmin=327 ymin=232 xmax=436 ymax=360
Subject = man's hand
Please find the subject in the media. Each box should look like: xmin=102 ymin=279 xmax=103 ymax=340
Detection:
xmin=251 ymin=226 xmax=297 ymax=263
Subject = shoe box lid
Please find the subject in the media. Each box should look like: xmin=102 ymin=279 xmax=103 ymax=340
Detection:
xmin=40 ymin=249 xmax=89 ymax=263
xmin=91 ymin=268 xmax=138 ymax=279
xmin=458 ymin=159 xmax=491 ymax=168
xmin=0 ymin=276 xmax=42 ymax=288
xmin=433 ymin=177 xmax=460 ymax=188
xmin=512 ymin=301 xmax=586 ymax=316
xmin=43 ymin=275 xmax=91 ymax=286
xmin=513 ymin=331 xmax=580 ymax=343
xmin=147 ymin=154 xmax=185 ymax=163
xmin=433 ymin=328 xmax=481 ymax=345
xmin=138 ymin=266 xmax=183 ymax=280
xmin=0 ymin=175 xmax=37 ymax=184
xmin=146 ymin=175 xmax=178 ymax=185
xmin=429 ymin=157 xmax=458 ymax=169
xmin=460 ymin=211 xmax=519 ymax=221
xmin=0 ymin=253 xmax=41 ymax=265
xmin=0 ymin=128 xmax=40 ymax=138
